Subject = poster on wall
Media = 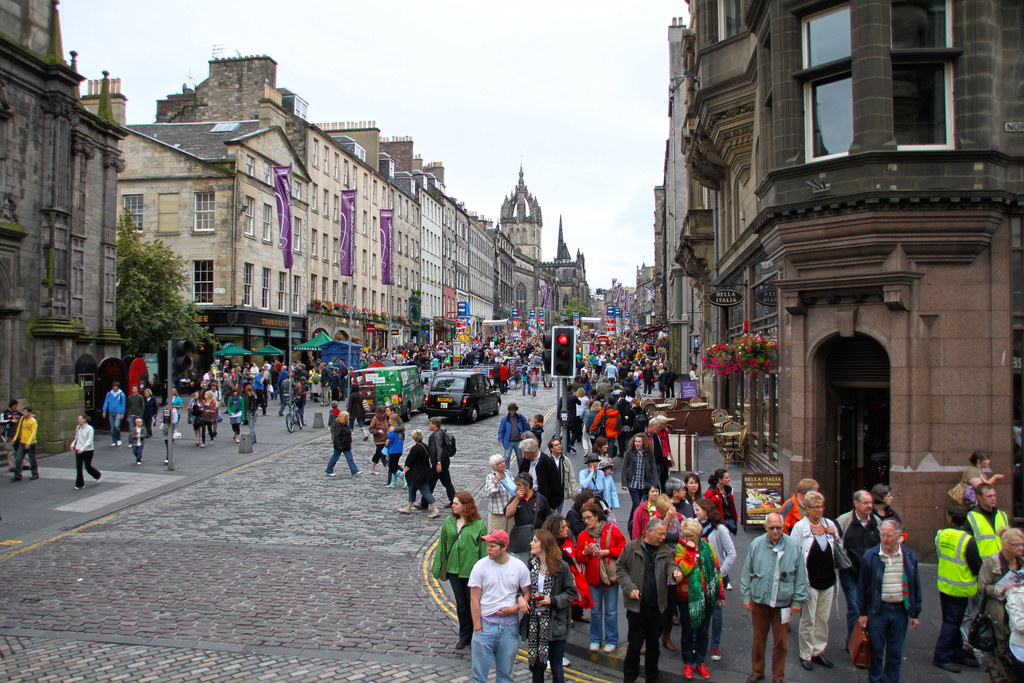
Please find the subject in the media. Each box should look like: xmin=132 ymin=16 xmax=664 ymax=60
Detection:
xmin=741 ymin=472 xmax=785 ymax=527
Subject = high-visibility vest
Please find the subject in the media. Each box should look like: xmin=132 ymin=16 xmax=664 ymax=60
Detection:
xmin=967 ymin=508 xmax=1009 ymax=559
xmin=935 ymin=528 xmax=978 ymax=597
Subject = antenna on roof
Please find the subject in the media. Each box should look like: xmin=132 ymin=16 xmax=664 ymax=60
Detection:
xmin=212 ymin=44 xmax=225 ymax=59
xmin=185 ymin=69 xmax=196 ymax=89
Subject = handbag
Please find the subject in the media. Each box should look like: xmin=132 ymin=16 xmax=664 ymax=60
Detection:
xmin=438 ymin=527 xmax=463 ymax=581
xmin=598 ymin=524 xmax=619 ymax=586
xmin=849 ymin=620 xmax=870 ymax=668
xmin=830 ymin=521 xmax=854 ymax=571
xmin=968 ymin=594 xmax=996 ymax=653
xmin=509 ymin=525 xmax=534 ymax=554
xmin=948 ymin=481 xmax=976 ymax=507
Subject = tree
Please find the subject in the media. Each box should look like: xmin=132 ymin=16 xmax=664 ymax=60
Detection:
xmin=560 ymin=298 xmax=589 ymax=323
xmin=116 ymin=209 xmax=216 ymax=355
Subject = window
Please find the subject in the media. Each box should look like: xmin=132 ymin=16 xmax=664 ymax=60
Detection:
xmin=262 ymin=267 xmax=270 ymax=308
xmin=311 ymin=230 xmax=318 ymax=257
xmin=122 ymin=195 xmax=143 ymax=230
xmin=194 ymin=191 xmax=215 ymax=231
xmin=243 ymin=263 xmax=253 ymax=306
xmin=373 ymin=215 xmax=377 ymax=241
xmin=243 ymin=196 xmax=255 ymax=236
xmin=802 ymin=6 xmax=853 ymax=161
xmin=312 ymin=139 xmax=319 ymax=167
xmin=263 ymin=203 xmax=272 ymax=241
xmin=71 ymin=238 xmax=84 ymax=319
xmin=323 ymin=146 xmax=330 ymax=175
xmin=361 ymin=287 xmax=367 ymax=309
xmin=293 ymin=275 xmax=301 ymax=313
xmin=373 ymin=179 xmax=378 ymax=204
xmin=312 ymin=183 xmax=318 ymax=212
xmin=278 ymin=271 xmax=286 ymax=310
xmin=891 ymin=0 xmax=953 ymax=149
xmin=321 ymin=277 xmax=327 ymax=300
xmin=332 ymin=237 xmax=339 ymax=263
xmin=362 ymin=211 xmax=368 ymax=235
xmin=333 ymin=195 xmax=339 ymax=221
xmin=246 ymin=155 xmax=255 ymax=176
xmin=334 ymin=153 xmax=340 ymax=179
xmin=362 ymin=249 xmax=368 ymax=274
xmin=332 ymin=280 xmax=338 ymax=302
xmin=344 ymin=160 xmax=349 ymax=186
xmin=343 ymin=282 xmax=348 ymax=305
xmin=719 ymin=0 xmax=743 ymax=40
xmin=293 ymin=180 xmax=302 ymax=202
xmin=263 ymin=161 xmax=271 ymax=184
xmin=363 ymin=173 xmax=368 ymax=198
xmin=323 ymin=189 xmax=329 ymax=216
xmin=293 ymin=217 xmax=302 ymax=253
xmin=322 ymin=232 xmax=328 ymax=261
xmin=311 ymin=275 xmax=317 ymax=301
xmin=194 ymin=260 xmax=213 ymax=304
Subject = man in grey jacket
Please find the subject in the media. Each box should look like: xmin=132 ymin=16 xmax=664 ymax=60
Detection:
xmin=616 ymin=518 xmax=684 ymax=683
xmin=740 ymin=512 xmax=807 ymax=683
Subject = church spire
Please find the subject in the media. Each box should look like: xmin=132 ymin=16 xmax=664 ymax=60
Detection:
xmin=556 ymin=215 xmax=571 ymax=261
xmin=518 ymin=163 xmax=524 ymax=188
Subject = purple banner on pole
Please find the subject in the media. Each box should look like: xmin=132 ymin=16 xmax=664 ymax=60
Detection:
xmin=379 ymin=209 xmax=393 ymax=285
xmin=340 ymin=190 xmax=356 ymax=277
xmin=273 ymin=166 xmax=293 ymax=270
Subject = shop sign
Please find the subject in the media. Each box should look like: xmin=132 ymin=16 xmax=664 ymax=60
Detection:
xmin=708 ymin=288 xmax=743 ymax=307
xmin=754 ymin=287 xmax=778 ymax=307
xmin=1006 ymin=122 xmax=1024 ymax=133
xmin=741 ymin=472 xmax=785 ymax=526
xmin=679 ymin=380 xmax=699 ymax=399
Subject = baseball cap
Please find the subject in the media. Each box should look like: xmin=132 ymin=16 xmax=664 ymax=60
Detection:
xmin=481 ymin=529 xmax=509 ymax=546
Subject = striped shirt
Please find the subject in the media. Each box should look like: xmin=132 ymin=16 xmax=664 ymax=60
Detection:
xmin=880 ymin=547 xmax=904 ymax=603
xmin=485 ymin=470 xmax=517 ymax=515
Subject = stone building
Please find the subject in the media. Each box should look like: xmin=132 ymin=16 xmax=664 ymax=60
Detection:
xmin=499 ymin=168 xmax=590 ymax=327
xmin=676 ymin=0 xmax=1024 ymax=548
xmin=0 ymin=1 xmax=127 ymax=450
xmin=488 ymin=225 xmax=515 ymax=321
xmin=467 ymin=214 xmax=495 ymax=335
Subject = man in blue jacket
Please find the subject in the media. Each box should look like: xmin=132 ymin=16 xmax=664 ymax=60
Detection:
xmin=497 ymin=403 xmax=529 ymax=469
xmin=857 ymin=519 xmax=922 ymax=683
xmin=101 ymin=382 xmax=126 ymax=447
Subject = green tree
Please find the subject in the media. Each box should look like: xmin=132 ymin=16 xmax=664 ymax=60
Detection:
xmin=560 ymin=298 xmax=589 ymax=323
xmin=116 ymin=209 xmax=216 ymax=355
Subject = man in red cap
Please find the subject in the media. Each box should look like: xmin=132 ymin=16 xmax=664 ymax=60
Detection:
xmin=469 ymin=529 xmax=531 ymax=682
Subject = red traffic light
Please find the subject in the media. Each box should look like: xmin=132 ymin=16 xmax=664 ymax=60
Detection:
xmin=557 ymin=334 xmax=568 ymax=345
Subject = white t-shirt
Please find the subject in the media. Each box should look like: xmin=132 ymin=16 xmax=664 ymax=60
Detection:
xmin=468 ymin=555 xmax=530 ymax=618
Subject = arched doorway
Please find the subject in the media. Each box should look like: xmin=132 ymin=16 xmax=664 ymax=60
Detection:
xmin=823 ymin=334 xmax=891 ymax=511
xmin=335 ymin=329 xmax=350 ymax=341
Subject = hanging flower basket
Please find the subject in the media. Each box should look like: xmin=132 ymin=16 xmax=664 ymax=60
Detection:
xmin=733 ymin=333 xmax=776 ymax=374
xmin=702 ymin=342 xmax=740 ymax=376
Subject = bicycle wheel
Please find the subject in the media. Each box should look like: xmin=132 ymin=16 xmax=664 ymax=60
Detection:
xmin=507 ymin=378 xmax=517 ymax=390
xmin=285 ymin=411 xmax=295 ymax=433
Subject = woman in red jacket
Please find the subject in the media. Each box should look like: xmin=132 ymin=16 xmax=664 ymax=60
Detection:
xmin=703 ymin=468 xmax=738 ymax=535
xmin=576 ymin=501 xmax=626 ymax=653
xmin=544 ymin=514 xmax=594 ymax=625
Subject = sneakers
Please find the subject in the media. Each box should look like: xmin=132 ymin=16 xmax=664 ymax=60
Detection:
xmin=726 ymin=581 xmax=733 ymax=590
xmin=602 ymin=643 xmax=616 ymax=653
xmin=711 ymin=648 xmax=721 ymax=661
xmin=684 ymin=665 xmax=694 ymax=679
xmin=352 ymin=471 xmax=362 ymax=476
xmin=590 ymin=642 xmax=600 ymax=652
xmin=696 ymin=664 xmax=711 ymax=679
xmin=95 ymin=475 xmax=101 ymax=484
xmin=135 ymin=460 xmax=142 ymax=466
xmin=117 ymin=440 xmax=122 ymax=446
xmin=326 ymin=472 xmax=337 ymax=477
xmin=74 ymin=485 xmax=83 ymax=490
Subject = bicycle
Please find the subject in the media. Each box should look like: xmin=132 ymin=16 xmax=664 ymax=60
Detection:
xmin=284 ymin=399 xmax=303 ymax=433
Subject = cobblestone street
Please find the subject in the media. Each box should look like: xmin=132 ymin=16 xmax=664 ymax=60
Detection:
xmin=0 ymin=386 xmax=599 ymax=681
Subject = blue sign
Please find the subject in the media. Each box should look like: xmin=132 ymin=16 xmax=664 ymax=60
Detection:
xmin=458 ymin=301 xmax=469 ymax=318
xmin=606 ymin=305 xmax=614 ymax=316
xmin=529 ymin=309 xmax=536 ymax=319
xmin=573 ymin=311 xmax=580 ymax=322
xmin=512 ymin=307 xmax=519 ymax=319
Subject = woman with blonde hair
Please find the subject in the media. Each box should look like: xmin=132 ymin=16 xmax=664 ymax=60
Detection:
xmin=979 ymin=526 xmax=1024 ymax=682
xmin=675 ymin=517 xmax=724 ymax=680
xmin=326 ymin=411 xmax=360 ymax=477
xmin=789 ymin=490 xmax=840 ymax=671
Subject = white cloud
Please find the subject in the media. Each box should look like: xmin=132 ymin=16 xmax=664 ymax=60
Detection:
xmin=62 ymin=0 xmax=689 ymax=292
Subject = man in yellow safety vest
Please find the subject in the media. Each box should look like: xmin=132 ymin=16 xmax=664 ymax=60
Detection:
xmin=966 ymin=484 xmax=1009 ymax=559
xmin=933 ymin=505 xmax=982 ymax=673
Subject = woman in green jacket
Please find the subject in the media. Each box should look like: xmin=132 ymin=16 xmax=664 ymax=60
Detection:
xmin=432 ymin=491 xmax=487 ymax=650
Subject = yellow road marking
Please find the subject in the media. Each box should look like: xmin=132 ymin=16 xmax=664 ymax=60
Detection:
xmin=0 ymin=514 xmax=117 ymax=560
xmin=0 ymin=540 xmax=22 ymax=546
xmin=423 ymin=540 xmax=614 ymax=683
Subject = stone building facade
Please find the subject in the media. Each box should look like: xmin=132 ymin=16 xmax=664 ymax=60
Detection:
xmin=677 ymin=0 xmax=1024 ymax=550
xmin=0 ymin=2 xmax=127 ymax=450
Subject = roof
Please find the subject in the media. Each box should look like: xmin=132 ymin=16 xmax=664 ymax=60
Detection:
xmin=127 ymin=121 xmax=264 ymax=160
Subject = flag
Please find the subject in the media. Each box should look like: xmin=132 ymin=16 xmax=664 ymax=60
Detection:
xmin=379 ymin=209 xmax=393 ymax=285
xmin=273 ymin=166 xmax=293 ymax=269
xmin=646 ymin=287 xmax=655 ymax=302
xmin=340 ymin=190 xmax=356 ymax=276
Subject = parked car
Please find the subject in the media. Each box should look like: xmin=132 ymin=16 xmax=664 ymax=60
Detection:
xmin=425 ymin=370 xmax=501 ymax=422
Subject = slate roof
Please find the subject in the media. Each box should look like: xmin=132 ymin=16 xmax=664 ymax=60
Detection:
xmin=127 ymin=121 xmax=265 ymax=160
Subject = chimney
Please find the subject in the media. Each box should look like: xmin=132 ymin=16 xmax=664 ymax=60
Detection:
xmin=258 ymin=83 xmax=287 ymax=129
xmin=80 ymin=72 xmax=128 ymax=126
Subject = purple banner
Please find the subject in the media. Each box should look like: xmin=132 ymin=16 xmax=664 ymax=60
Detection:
xmin=379 ymin=209 xmax=393 ymax=285
xmin=273 ymin=166 xmax=293 ymax=270
xmin=340 ymin=190 xmax=356 ymax=277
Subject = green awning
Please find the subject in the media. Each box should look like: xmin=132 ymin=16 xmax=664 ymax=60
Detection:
xmin=293 ymin=331 xmax=334 ymax=351
xmin=212 ymin=343 xmax=250 ymax=357
xmin=251 ymin=344 xmax=285 ymax=357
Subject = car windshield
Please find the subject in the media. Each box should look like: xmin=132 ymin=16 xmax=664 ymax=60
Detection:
xmin=432 ymin=377 xmax=466 ymax=391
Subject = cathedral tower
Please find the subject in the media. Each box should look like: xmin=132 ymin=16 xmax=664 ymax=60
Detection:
xmin=499 ymin=165 xmax=543 ymax=262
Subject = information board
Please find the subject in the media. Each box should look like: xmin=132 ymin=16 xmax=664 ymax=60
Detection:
xmin=742 ymin=472 xmax=785 ymax=526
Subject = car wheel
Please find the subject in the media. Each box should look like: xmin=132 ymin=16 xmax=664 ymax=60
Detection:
xmin=493 ymin=398 xmax=501 ymax=416
xmin=469 ymin=406 xmax=479 ymax=423
xmin=402 ymin=403 xmax=411 ymax=422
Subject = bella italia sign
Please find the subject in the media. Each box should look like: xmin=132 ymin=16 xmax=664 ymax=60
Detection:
xmin=707 ymin=288 xmax=743 ymax=307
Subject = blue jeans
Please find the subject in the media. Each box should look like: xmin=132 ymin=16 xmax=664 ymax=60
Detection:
xmin=471 ymin=620 xmax=519 ymax=683
xmin=839 ymin=569 xmax=860 ymax=646
xmin=132 ymin=444 xmax=143 ymax=463
xmin=408 ymin=479 xmax=436 ymax=504
xmin=532 ymin=638 xmax=567 ymax=683
xmin=109 ymin=413 xmax=122 ymax=443
xmin=327 ymin=449 xmax=358 ymax=475
xmin=866 ymin=601 xmax=909 ymax=683
xmin=935 ymin=592 xmax=970 ymax=664
xmin=503 ymin=441 xmax=522 ymax=469
xmin=590 ymin=583 xmax=619 ymax=646
xmin=247 ymin=412 xmax=257 ymax=444
xmin=522 ymin=381 xmax=529 ymax=395
xmin=709 ymin=603 xmax=724 ymax=650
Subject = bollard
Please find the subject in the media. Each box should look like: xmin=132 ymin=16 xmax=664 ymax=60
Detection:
xmin=312 ymin=412 xmax=325 ymax=429
xmin=238 ymin=433 xmax=253 ymax=454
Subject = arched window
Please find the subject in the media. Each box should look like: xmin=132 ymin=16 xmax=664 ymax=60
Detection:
xmin=563 ymin=294 xmax=569 ymax=308
xmin=516 ymin=283 xmax=527 ymax=310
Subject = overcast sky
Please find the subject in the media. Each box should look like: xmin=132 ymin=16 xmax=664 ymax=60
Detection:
xmin=63 ymin=1 xmax=689 ymax=293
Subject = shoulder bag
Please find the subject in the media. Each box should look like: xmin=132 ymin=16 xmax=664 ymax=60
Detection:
xmin=508 ymin=496 xmax=537 ymax=554
xmin=829 ymin=520 xmax=854 ymax=571
xmin=948 ymin=481 xmax=973 ymax=506
xmin=598 ymin=524 xmax=619 ymax=586
xmin=438 ymin=525 xmax=463 ymax=582
xmin=967 ymin=593 xmax=996 ymax=653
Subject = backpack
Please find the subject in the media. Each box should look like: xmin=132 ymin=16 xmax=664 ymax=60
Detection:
xmin=633 ymin=411 xmax=649 ymax=433
xmin=443 ymin=430 xmax=457 ymax=458
xmin=590 ymin=411 xmax=608 ymax=437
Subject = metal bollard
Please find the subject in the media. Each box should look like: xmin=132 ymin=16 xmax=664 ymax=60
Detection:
xmin=238 ymin=433 xmax=253 ymax=454
xmin=312 ymin=412 xmax=325 ymax=429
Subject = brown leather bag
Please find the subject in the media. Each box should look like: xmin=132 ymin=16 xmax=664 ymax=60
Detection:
xmin=849 ymin=620 xmax=870 ymax=668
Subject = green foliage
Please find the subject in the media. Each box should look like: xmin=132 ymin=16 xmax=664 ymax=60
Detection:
xmin=560 ymin=298 xmax=589 ymax=322
xmin=115 ymin=209 xmax=216 ymax=355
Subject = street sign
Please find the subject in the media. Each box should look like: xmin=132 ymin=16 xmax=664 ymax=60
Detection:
xmin=754 ymin=287 xmax=778 ymax=307
xmin=708 ymin=288 xmax=743 ymax=307
xmin=457 ymin=301 xmax=470 ymax=317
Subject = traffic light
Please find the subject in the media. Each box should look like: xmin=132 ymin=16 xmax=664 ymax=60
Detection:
xmin=541 ymin=332 xmax=553 ymax=376
xmin=172 ymin=338 xmax=193 ymax=377
xmin=551 ymin=326 xmax=576 ymax=378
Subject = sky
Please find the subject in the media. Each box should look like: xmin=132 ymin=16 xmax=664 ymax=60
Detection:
xmin=62 ymin=1 xmax=690 ymax=293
